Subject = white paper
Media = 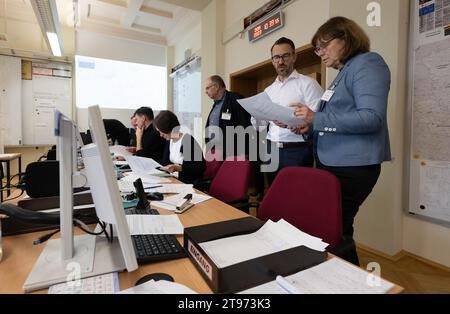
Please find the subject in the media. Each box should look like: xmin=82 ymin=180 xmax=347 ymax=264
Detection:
xmin=125 ymin=156 xmax=162 ymax=174
xmin=241 ymin=258 xmax=395 ymax=294
xmin=199 ymin=220 xmax=328 ymax=269
xmin=152 ymin=193 xmax=212 ymax=211
xmin=120 ymin=280 xmax=198 ymax=294
xmin=126 ymin=215 xmax=184 ymax=235
xmin=48 ymin=273 xmax=119 ymax=294
xmin=120 ymin=172 xmax=171 ymax=184
xmin=110 ymin=145 xmax=132 ymax=157
xmin=237 ymin=92 xmax=305 ymax=127
xmin=117 ymin=180 xmax=161 ymax=193
xmin=150 ymin=184 xmax=194 ymax=194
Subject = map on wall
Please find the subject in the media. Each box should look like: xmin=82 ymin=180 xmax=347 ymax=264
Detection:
xmin=412 ymin=39 xmax=450 ymax=162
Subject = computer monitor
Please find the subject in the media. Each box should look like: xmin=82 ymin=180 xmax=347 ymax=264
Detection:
xmin=23 ymin=106 xmax=138 ymax=292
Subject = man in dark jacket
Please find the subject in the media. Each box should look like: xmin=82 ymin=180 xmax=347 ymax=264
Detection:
xmin=205 ymin=75 xmax=251 ymax=159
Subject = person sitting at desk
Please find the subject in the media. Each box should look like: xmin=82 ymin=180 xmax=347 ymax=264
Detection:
xmin=153 ymin=110 xmax=206 ymax=184
xmin=133 ymin=107 xmax=166 ymax=161
xmin=103 ymin=119 xmax=131 ymax=146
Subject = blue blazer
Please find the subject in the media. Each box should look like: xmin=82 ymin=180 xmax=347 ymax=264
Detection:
xmin=313 ymin=52 xmax=391 ymax=167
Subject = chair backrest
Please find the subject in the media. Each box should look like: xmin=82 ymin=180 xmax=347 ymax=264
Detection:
xmin=25 ymin=161 xmax=60 ymax=198
xmin=202 ymin=149 xmax=223 ymax=180
xmin=209 ymin=156 xmax=251 ymax=204
xmin=257 ymin=167 xmax=342 ymax=250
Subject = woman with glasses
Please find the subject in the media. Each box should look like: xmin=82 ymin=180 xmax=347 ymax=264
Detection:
xmin=153 ymin=110 xmax=206 ymax=184
xmin=293 ymin=17 xmax=391 ymax=266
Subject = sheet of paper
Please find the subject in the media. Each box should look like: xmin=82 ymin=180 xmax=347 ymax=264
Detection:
xmin=119 ymin=280 xmax=198 ymax=294
xmin=237 ymin=92 xmax=305 ymax=127
xmin=152 ymin=193 xmax=212 ymax=211
xmin=120 ymin=172 xmax=171 ymax=184
xmin=109 ymin=145 xmax=132 ymax=157
xmin=114 ymin=160 xmax=129 ymax=166
xmin=48 ymin=273 xmax=119 ymax=294
xmin=150 ymin=184 xmax=194 ymax=194
xmin=199 ymin=219 xmax=328 ymax=268
xmin=117 ymin=180 xmax=160 ymax=193
xmin=241 ymin=258 xmax=395 ymax=294
xmin=125 ymin=156 xmax=162 ymax=175
xmin=126 ymin=215 xmax=184 ymax=235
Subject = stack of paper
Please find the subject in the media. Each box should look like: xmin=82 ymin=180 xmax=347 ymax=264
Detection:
xmin=150 ymin=184 xmax=194 ymax=194
xmin=110 ymin=145 xmax=132 ymax=157
xmin=119 ymin=280 xmax=198 ymax=294
xmin=240 ymin=258 xmax=395 ymax=294
xmin=152 ymin=193 xmax=213 ymax=211
xmin=199 ymin=219 xmax=329 ymax=268
xmin=117 ymin=180 xmax=161 ymax=193
xmin=120 ymin=172 xmax=171 ymax=184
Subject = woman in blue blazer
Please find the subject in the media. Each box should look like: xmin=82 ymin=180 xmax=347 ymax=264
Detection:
xmin=294 ymin=17 xmax=391 ymax=266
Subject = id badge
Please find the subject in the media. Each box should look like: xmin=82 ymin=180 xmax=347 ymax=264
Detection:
xmin=321 ymin=90 xmax=335 ymax=102
xmin=221 ymin=112 xmax=231 ymax=121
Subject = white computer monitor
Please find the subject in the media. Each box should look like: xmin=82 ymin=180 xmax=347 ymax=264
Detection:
xmin=23 ymin=106 xmax=137 ymax=292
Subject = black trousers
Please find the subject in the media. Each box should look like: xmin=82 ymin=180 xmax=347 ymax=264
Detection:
xmin=317 ymin=161 xmax=381 ymax=266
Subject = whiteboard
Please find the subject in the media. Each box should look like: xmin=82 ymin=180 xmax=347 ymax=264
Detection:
xmin=22 ymin=62 xmax=72 ymax=145
xmin=172 ymin=60 xmax=202 ymax=144
xmin=408 ymin=0 xmax=450 ymax=223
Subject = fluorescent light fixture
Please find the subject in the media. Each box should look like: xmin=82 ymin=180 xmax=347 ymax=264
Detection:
xmin=31 ymin=0 xmax=64 ymax=57
xmin=46 ymin=32 xmax=62 ymax=57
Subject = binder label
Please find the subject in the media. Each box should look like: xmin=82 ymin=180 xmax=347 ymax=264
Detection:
xmin=188 ymin=240 xmax=212 ymax=280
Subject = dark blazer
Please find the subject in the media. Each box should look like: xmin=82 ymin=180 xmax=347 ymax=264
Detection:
xmin=159 ymin=134 xmax=206 ymax=184
xmin=205 ymin=91 xmax=252 ymax=158
xmin=135 ymin=123 xmax=166 ymax=161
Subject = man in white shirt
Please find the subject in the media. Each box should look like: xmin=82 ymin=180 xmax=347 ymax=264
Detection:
xmin=252 ymin=37 xmax=323 ymax=184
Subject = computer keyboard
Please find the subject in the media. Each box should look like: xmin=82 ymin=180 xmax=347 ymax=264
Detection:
xmin=124 ymin=207 xmax=187 ymax=263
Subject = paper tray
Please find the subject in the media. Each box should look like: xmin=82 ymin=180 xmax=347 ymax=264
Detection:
xmin=184 ymin=217 xmax=327 ymax=293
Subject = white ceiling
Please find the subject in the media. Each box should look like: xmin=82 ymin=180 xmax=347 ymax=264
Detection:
xmin=0 ymin=0 xmax=210 ymax=57
xmin=77 ymin=0 xmax=206 ymax=46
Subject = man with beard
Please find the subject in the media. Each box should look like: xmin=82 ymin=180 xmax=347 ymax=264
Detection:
xmin=252 ymin=37 xmax=323 ymax=184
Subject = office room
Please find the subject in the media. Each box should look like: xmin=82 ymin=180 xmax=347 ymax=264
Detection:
xmin=0 ymin=0 xmax=449 ymax=299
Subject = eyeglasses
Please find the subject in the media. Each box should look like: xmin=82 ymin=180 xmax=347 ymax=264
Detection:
xmin=271 ymin=53 xmax=293 ymax=63
xmin=314 ymin=39 xmax=336 ymax=56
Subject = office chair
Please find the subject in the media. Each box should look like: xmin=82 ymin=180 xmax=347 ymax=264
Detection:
xmin=208 ymin=156 xmax=251 ymax=212
xmin=193 ymin=149 xmax=223 ymax=192
xmin=257 ymin=167 xmax=343 ymax=251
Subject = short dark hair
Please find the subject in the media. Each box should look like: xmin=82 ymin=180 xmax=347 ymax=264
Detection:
xmin=134 ymin=107 xmax=154 ymax=120
xmin=311 ymin=16 xmax=370 ymax=64
xmin=153 ymin=110 xmax=180 ymax=134
xmin=271 ymin=37 xmax=296 ymax=55
xmin=209 ymin=75 xmax=226 ymax=89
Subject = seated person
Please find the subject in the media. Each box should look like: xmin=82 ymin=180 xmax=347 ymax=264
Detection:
xmin=134 ymin=107 xmax=166 ymax=161
xmin=103 ymin=119 xmax=131 ymax=146
xmin=153 ymin=110 xmax=206 ymax=184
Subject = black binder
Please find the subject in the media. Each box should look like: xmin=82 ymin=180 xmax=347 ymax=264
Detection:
xmin=184 ymin=216 xmax=328 ymax=293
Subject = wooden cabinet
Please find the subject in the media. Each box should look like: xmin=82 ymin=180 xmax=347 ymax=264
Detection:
xmin=230 ymin=44 xmax=325 ymax=97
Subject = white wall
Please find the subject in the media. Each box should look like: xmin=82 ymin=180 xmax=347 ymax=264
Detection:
xmin=172 ymin=21 xmax=202 ymax=66
xmin=76 ymin=30 xmax=166 ymax=67
xmin=223 ymin=0 xmax=331 ymax=84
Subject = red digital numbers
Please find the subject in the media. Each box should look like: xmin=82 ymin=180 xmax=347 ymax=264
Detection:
xmin=253 ymin=25 xmax=263 ymax=38
xmin=249 ymin=12 xmax=283 ymax=42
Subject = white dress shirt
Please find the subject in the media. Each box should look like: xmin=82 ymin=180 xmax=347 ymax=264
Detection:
xmin=252 ymin=70 xmax=323 ymax=142
xmin=169 ymin=133 xmax=186 ymax=165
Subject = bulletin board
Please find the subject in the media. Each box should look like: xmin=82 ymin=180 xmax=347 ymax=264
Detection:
xmin=407 ymin=0 xmax=450 ymax=223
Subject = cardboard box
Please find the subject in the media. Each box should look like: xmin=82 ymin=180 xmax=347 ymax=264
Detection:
xmin=184 ymin=216 xmax=327 ymax=293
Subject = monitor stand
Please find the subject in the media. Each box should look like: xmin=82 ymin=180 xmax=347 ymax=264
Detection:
xmin=23 ymin=235 xmax=126 ymax=292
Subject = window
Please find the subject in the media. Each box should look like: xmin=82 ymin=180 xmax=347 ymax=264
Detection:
xmin=75 ymin=55 xmax=167 ymax=110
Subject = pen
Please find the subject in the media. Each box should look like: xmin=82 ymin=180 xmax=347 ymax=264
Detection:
xmin=144 ymin=185 xmax=163 ymax=190
xmin=275 ymin=275 xmax=300 ymax=294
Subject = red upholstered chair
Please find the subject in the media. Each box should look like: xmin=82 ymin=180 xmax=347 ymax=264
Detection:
xmin=193 ymin=149 xmax=223 ymax=192
xmin=257 ymin=167 xmax=342 ymax=250
xmin=208 ymin=156 xmax=251 ymax=212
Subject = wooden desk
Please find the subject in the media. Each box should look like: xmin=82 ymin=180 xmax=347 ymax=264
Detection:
xmin=0 ymin=153 xmax=22 ymax=202
xmin=0 ymin=182 xmax=403 ymax=294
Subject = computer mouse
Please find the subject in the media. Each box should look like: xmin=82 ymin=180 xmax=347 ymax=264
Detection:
xmin=147 ymin=192 xmax=164 ymax=201
xmin=135 ymin=273 xmax=174 ymax=286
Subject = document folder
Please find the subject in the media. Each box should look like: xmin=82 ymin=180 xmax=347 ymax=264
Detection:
xmin=184 ymin=217 xmax=327 ymax=293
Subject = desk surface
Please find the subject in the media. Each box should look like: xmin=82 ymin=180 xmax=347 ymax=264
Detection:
xmin=0 ymin=181 xmax=403 ymax=294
